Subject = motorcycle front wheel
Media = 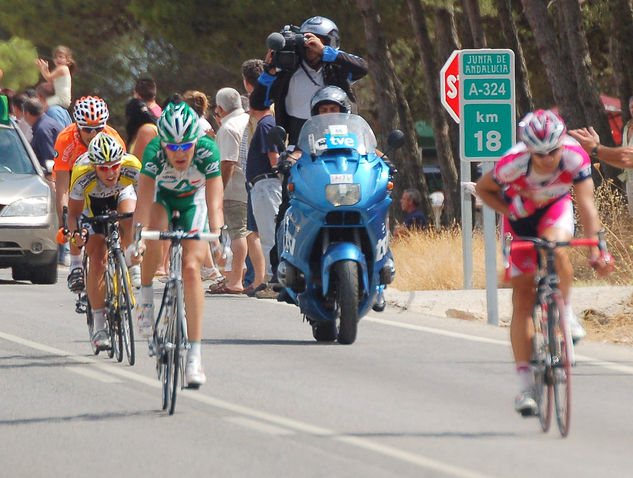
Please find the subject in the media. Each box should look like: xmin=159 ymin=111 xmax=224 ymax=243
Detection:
xmin=334 ymin=260 xmax=359 ymax=345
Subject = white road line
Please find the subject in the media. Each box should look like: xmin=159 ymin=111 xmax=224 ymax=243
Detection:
xmin=225 ymin=416 xmax=295 ymax=436
xmin=364 ymin=317 xmax=633 ymax=375
xmin=365 ymin=317 xmax=508 ymax=345
xmin=0 ymin=330 xmax=488 ymax=478
xmin=68 ymin=366 xmax=122 ymax=383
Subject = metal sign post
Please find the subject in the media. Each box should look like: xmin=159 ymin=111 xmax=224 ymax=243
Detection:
xmin=459 ymin=49 xmax=516 ymax=325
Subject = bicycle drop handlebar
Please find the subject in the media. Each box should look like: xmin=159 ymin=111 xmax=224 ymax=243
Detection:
xmin=140 ymin=230 xmax=219 ymax=242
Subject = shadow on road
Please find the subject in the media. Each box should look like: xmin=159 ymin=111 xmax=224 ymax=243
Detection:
xmin=202 ymin=338 xmax=320 ymax=346
xmin=0 ymin=409 xmax=155 ymax=426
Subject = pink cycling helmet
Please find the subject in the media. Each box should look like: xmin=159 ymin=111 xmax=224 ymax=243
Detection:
xmin=519 ymin=109 xmax=566 ymax=154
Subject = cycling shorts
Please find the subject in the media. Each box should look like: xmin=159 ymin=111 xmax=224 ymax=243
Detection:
xmin=155 ymin=187 xmax=208 ymax=233
xmin=503 ymin=194 xmax=574 ymax=280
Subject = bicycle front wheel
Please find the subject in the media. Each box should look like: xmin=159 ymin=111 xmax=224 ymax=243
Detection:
xmin=549 ymin=294 xmax=572 ymax=437
xmin=115 ymin=251 xmax=136 ymax=366
xmin=169 ymin=281 xmax=185 ymax=415
xmin=532 ymin=303 xmax=552 ymax=432
xmin=160 ymin=283 xmax=178 ymax=412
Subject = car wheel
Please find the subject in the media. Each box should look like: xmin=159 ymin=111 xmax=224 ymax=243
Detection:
xmin=30 ymin=257 xmax=58 ymax=284
xmin=12 ymin=265 xmax=31 ymax=281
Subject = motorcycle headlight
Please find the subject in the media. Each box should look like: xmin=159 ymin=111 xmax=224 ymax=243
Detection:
xmin=1 ymin=196 xmax=49 ymax=217
xmin=325 ymin=184 xmax=361 ymax=206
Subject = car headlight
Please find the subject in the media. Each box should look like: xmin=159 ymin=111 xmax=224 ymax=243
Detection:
xmin=325 ymin=184 xmax=361 ymax=206
xmin=1 ymin=196 xmax=49 ymax=217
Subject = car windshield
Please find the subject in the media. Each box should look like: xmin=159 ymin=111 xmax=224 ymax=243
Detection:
xmin=297 ymin=113 xmax=377 ymax=158
xmin=0 ymin=126 xmax=37 ymax=174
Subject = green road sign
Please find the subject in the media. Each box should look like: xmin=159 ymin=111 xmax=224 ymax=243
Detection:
xmin=459 ymin=49 xmax=515 ymax=162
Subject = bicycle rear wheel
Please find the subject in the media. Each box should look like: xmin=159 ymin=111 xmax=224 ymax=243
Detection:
xmin=549 ymin=295 xmax=572 ymax=437
xmin=532 ymin=303 xmax=552 ymax=432
xmin=115 ymin=251 xmax=136 ymax=366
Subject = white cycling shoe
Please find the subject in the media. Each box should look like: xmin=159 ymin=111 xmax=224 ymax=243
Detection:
xmin=567 ymin=308 xmax=587 ymax=343
xmin=91 ymin=329 xmax=111 ymax=351
xmin=136 ymin=303 xmax=154 ymax=338
xmin=514 ymin=390 xmax=538 ymax=417
xmin=129 ymin=264 xmax=142 ymax=289
xmin=185 ymin=357 xmax=207 ymax=388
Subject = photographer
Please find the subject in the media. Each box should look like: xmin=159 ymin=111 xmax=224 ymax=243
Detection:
xmin=250 ymin=16 xmax=368 ymax=147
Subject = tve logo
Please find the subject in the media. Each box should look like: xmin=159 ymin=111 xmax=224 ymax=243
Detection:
xmin=325 ymin=133 xmax=357 ymax=150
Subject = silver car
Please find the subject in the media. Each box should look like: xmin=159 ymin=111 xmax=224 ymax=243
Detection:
xmin=0 ymin=120 xmax=58 ymax=284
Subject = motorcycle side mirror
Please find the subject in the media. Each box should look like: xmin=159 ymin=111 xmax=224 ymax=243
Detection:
xmin=268 ymin=126 xmax=288 ymax=152
xmin=387 ymin=130 xmax=405 ymax=151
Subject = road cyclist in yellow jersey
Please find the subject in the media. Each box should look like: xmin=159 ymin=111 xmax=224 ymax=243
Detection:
xmin=59 ymin=132 xmax=142 ymax=350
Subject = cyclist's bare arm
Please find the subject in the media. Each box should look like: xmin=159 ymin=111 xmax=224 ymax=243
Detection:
xmin=55 ymin=169 xmax=71 ymax=223
xmin=132 ymin=174 xmax=156 ymax=256
xmin=569 ymin=127 xmax=633 ymax=169
xmin=205 ymin=175 xmax=224 ymax=233
xmin=68 ymin=198 xmax=86 ymax=248
xmin=475 ymin=171 xmax=511 ymax=216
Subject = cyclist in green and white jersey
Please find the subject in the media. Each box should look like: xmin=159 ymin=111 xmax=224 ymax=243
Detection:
xmin=134 ymin=102 xmax=223 ymax=387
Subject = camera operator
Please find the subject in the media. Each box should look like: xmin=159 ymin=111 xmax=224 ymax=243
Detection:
xmin=250 ymin=16 xmax=368 ymax=148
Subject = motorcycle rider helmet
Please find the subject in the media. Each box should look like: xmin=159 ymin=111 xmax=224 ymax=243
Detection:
xmin=73 ymin=96 xmax=109 ymax=128
xmin=300 ymin=16 xmax=340 ymax=50
xmin=519 ymin=109 xmax=566 ymax=154
xmin=157 ymin=102 xmax=200 ymax=145
xmin=310 ymin=86 xmax=351 ymax=116
xmin=88 ymin=132 xmax=124 ymax=166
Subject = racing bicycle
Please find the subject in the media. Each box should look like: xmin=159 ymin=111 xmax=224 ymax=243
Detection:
xmin=141 ymin=212 xmax=220 ymax=415
xmin=505 ymin=231 xmax=611 ymax=437
xmin=76 ymin=212 xmax=137 ymax=365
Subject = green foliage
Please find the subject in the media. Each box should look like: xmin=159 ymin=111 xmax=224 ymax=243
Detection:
xmin=0 ymin=37 xmax=39 ymax=90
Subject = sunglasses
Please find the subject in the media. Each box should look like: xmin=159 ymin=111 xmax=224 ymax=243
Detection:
xmin=533 ymin=147 xmax=560 ymax=158
xmin=164 ymin=142 xmax=195 ymax=152
xmin=81 ymin=126 xmax=104 ymax=133
xmin=96 ymin=163 xmax=121 ymax=172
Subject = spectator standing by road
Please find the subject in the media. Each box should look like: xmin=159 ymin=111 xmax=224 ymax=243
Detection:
xmin=208 ymin=87 xmax=250 ymax=294
xmin=35 ymin=82 xmax=72 ymax=128
xmin=35 ymin=45 xmax=74 ymax=109
xmin=245 ymin=100 xmax=281 ymax=296
xmin=23 ymin=97 xmax=61 ymax=176
xmin=135 ymin=78 xmax=162 ymax=118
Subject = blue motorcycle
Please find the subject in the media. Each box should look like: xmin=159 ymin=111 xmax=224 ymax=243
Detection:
xmin=271 ymin=113 xmax=404 ymax=344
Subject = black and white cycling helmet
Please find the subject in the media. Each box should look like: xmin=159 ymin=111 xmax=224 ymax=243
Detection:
xmin=310 ymin=86 xmax=351 ymax=116
xmin=88 ymin=132 xmax=124 ymax=165
xmin=300 ymin=16 xmax=340 ymax=49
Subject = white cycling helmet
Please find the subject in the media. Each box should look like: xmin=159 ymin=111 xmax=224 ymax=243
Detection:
xmin=88 ymin=132 xmax=124 ymax=165
xmin=519 ymin=109 xmax=566 ymax=154
xmin=73 ymin=96 xmax=109 ymax=128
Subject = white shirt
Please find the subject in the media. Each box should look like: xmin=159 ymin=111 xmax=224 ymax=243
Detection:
xmin=216 ymin=108 xmax=250 ymax=202
xmin=285 ymin=61 xmax=324 ymax=120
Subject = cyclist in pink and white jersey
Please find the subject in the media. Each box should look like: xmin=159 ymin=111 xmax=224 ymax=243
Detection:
xmin=476 ymin=109 xmax=611 ymax=416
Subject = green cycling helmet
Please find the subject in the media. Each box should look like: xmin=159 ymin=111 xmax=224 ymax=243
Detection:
xmin=157 ymin=102 xmax=200 ymax=144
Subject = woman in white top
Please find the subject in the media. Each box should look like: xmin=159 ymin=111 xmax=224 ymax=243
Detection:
xmin=35 ymin=45 xmax=74 ymax=109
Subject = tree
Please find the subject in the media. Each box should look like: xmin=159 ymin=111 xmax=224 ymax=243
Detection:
xmin=461 ymin=0 xmax=487 ymax=48
xmin=608 ymin=0 xmax=633 ymax=127
xmin=0 ymin=37 xmax=39 ymax=90
xmin=494 ymin=0 xmax=534 ymax=117
xmin=520 ymin=0 xmax=584 ymax=126
xmin=356 ymin=0 xmax=432 ymax=220
xmin=406 ymin=0 xmax=459 ymax=223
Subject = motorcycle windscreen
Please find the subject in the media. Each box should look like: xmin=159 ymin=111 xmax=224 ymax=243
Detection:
xmin=297 ymin=113 xmax=377 ymax=159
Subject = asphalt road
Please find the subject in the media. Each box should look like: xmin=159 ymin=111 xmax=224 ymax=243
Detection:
xmin=1 ymin=267 xmax=633 ymax=477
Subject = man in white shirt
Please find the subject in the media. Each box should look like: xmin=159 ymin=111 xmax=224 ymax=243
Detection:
xmin=212 ymin=87 xmax=251 ymax=293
